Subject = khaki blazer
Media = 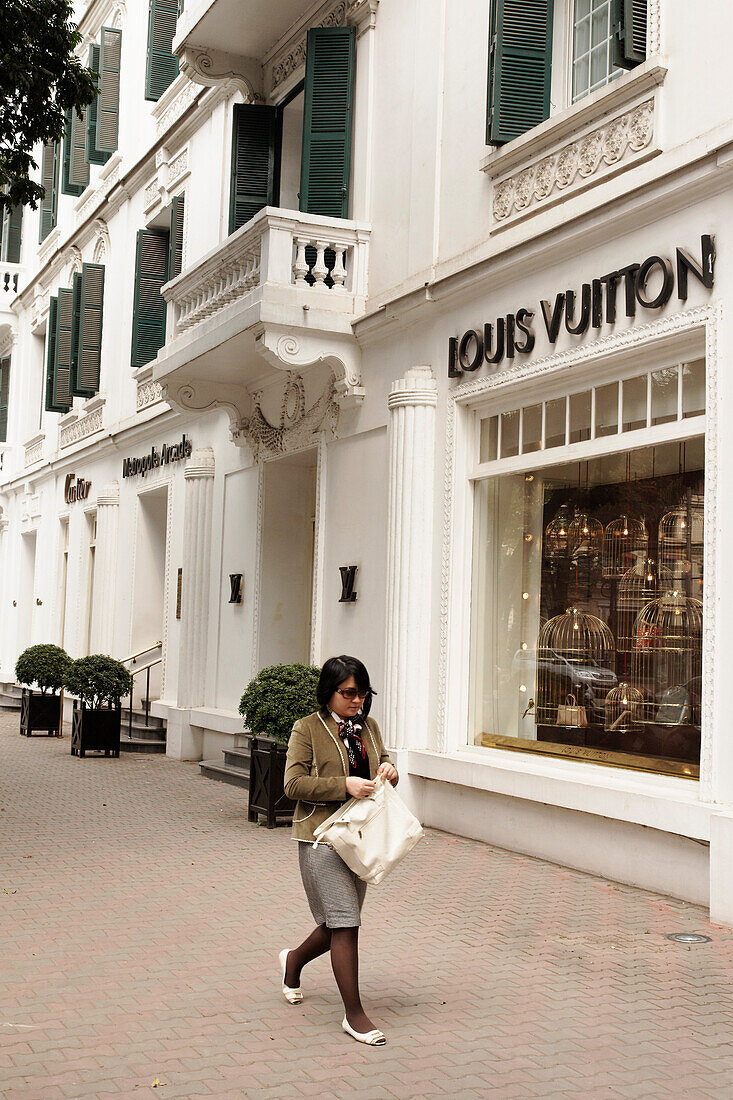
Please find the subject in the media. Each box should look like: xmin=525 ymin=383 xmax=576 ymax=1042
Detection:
xmin=284 ymin=709 xmax=395 ymax=843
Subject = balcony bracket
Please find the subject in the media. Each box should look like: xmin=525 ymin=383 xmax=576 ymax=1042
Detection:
xmin=255 ymin=325 xmax=365 ymax=407
xmin=163 ymin=380 xmax=249 ymax=443
xmin=179 ymin=46 xmax=264 ymax=101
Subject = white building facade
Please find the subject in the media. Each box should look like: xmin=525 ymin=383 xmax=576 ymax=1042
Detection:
xmin=2 ymin=0 xmax=733 ymax=924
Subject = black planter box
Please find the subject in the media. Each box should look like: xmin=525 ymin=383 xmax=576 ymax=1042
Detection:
xmin=247 ymin=735 xmax=294 ymax=829
xmin=70 ymin=702 xmax=121 ymax=758
xmin=20 ymin=688 xmax=63 ymax=737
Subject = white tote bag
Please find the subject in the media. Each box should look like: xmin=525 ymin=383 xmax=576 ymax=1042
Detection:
xmin=312 ymin=776 xmax=424 ymax=884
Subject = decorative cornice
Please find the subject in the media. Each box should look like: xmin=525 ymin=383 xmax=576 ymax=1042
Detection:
xmin=492 ymin=99 xmax=656 ymax=227
xmin=92 ymin=220 xmax=110 ymax=264
xmin=255 ymin=326 xmax=364 ymax=407
xmin=152 ymin=74 xmax=203 ymax=138
xmin=347 ymin=0 xmax=379 ymax=34
xmin=178 ymin=49 xmax=262 ymax=101
xmin=59 ymin=403 xmax=104 ymax=448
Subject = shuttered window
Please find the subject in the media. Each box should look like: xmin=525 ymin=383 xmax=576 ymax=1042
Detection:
xmin=70 ymin=271 xmax=83 ymax=395
xmin=300 ymin=27 xmax=356 ymax=219
xmin=0 ymin=357 xmax=9 ymax=443
xmin=45 ymin=297 xmax=64 ymax=412
xmin=62 ymin=108 xmax=89 ymax=196
xmin=487 ymin=0 xmax=553 ymax=144
xmin=97 ymin=27 xmax=122 ymax=153
xmin=229 ymin=105 xmax=279 ymax=234
xmin=86 ymin=44 xmax=111 ymax=165
xmin=1 ymin=202 xmax=23 ymax=264
xmin=39 ymin=141 xmax=60 ymax=243
xmin=612 ymin=0 xmax=647 ymax=68
xmin=168 ymin=194 xmax=185 ymax=279
xmin=131 ymin=229 xmax=170 ymax=367
xmin=145 ymin=0 xmax=179 ymax=102
xmin=76 ymin=263 xmax=105 ymax=396
xmin=53 ymin=288 xmax=75 ymax=409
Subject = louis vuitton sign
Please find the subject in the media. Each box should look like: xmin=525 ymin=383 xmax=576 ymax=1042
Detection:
xmin=448 ymin=235 xmax=715 ymax=378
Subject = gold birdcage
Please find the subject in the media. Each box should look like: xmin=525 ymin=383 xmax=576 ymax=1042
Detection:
xmin=631 ymin=591 xmax=703 ymax=726
xmin=535 ymin=606 xmax=615 ymax=727
xmin=604 ymin=682 xmax=644 ymax=733
xmin=602 ymin=516 xmax=648 ymax=579
xmin=658 ymin=498 xmax=704 ymax=598
xmin=568 ymin=511 xmax=604 ymax=564
xmin=617 ymin=558 xmax=672 ymax=654
xmin=544 ymin=504 xmax=573 ymax=560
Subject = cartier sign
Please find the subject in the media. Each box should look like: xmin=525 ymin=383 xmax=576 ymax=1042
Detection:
xmin=447 ymin=235 xmax=715 ymax=378
xmin=64 ymin=474 xmax=91 ymax=504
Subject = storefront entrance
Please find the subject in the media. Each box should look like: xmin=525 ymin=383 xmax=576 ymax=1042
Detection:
xmin=131 ymin=486 xmax=168 ymax=703
xmin=258 ymin=449 xmax=317 ymax=668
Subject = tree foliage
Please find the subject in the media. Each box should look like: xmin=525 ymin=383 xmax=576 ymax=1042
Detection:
xmin=15 ymin=643 xmax=71 ymax=694
xmin=0 ymin=0 xmax=97 ymax=213
xmin=239 ymin=664 xmax=321 ymax=744
xmin=64 ymin=654 xmax=132 ymax=709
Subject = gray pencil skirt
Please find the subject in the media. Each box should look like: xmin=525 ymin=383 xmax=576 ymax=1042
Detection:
xmin=298 ymin=840 xmax=367 ymax=929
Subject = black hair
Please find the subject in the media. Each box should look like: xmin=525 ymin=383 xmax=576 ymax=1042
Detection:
xmin=317 ymin=655 xmax=377 ymax=719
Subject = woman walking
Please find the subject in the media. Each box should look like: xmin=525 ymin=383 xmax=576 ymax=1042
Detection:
xmin=281 ymin=655 xmax=398 ymax=1046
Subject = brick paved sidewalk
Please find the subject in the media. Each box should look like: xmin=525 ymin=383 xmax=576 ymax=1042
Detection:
xmin=1 ymin=711 xmax=733 ymax=1100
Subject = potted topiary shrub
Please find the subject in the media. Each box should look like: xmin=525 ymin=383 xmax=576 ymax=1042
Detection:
xmin=240 ymin=663 xmax=320 ymax=828
xmin=65 ymin=655 xmax=133 ymax=758
xmin=16 ymin=644 xmax=71 ymax=737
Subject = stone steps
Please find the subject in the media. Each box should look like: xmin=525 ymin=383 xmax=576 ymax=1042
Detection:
xmin=119 ymin=708 xmax=167 ymax=753
xmin=200 ymin=744 xmax=251 ymax=789
xmin=0 ymin=684 xmax=22 ymax=712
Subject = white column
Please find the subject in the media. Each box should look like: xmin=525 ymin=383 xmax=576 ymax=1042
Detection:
xmin=91 ymin=482 xmax=119 ymax=654
xmin=177 ymin=447 xmax=215 ymax=709
xmin=383 ymin=366 xmax=438 ymax=750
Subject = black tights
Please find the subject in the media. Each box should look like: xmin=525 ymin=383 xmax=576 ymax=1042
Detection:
xmin=286 ymin=924 xmax=373 ymax=1029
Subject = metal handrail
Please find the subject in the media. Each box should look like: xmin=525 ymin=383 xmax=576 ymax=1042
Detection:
xmin=128 ymin=656 xmax=162 ymax=740
xmin=123 ymin=640 xmax=162 ymax=665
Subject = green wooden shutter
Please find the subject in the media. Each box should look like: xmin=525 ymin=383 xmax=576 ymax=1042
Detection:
xmin=300 ymin=27 xmax=356 ymax=219
xmin=53 ymin=288 xmax=74 ymax=409
xmin=86 ymin=44 xmax=111 ymax=165
xmin=0 ymin=357 xmax=9 ymax=443
xmin=45 ymin=297 xmax=64 ymax=412
xmin=76 ymin=263 xmax=105 ymax=396
xmin=168 ymin=194 xmax=185 ymax=278
xmin=39 ymin=141 xmax=59 ymax=242
xmin=229 ymin=105 xmax=279 ymax=234
xmin=62 ymin=109 xmax=89 ymax=195
xmin=612 ymin=0 xmax=647 ymax=68
xmin=1 ymin=203 xmax=22 ymax=264
xmin=145 ymin=0 xmax=179 ymax=102
xmin=96 ymin=27 xmax=122 ymax=153
xmin=487 ymin=0 xmax=553 ymax=144
xmin=131 ymin=229 xmax=170 ymax=368
xmin=70 ymin=271 xmax=83 ymax=395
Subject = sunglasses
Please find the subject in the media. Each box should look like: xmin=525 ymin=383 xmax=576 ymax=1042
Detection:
xmin=336 ymin=688 xmax=370 ymax=701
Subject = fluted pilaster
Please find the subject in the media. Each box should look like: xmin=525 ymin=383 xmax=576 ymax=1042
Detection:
xmin=91 ymin=482 xmax=119 ymax=654
xmin=178 ymin=448 xmax=215 ymax=708
xmin=383 ymin=366 xmax=438 ymax=749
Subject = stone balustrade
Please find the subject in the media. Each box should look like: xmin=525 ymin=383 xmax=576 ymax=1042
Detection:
xmin=162 ymin=207 xmax=371 ymax=339
xmin=24 ymin=434 xmax=44 ymax=468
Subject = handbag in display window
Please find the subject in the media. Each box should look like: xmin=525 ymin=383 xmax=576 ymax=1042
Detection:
xmin=556 ymin=693 xmax=589 ymax=728
xmin=312 ymin=776 xmax=424 ymax=885
xmin=654 ymin=685 xmax=691 ymax=726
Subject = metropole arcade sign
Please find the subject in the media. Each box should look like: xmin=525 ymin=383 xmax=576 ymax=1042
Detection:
xmin=122 ymin=434 xmax=193 ymax=479
xmin=447 ymin=235 xmax=715 ymax=378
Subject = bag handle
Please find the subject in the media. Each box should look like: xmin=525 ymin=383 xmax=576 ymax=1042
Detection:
xmin=566 ymin=693 xmax=577 ymax=706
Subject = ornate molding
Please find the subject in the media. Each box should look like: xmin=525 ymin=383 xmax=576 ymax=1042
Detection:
xmin=144 ymin=176 xmax=161 ymax=210
xmin=169 ymin=147 xmax=189 ymax=186
xmin=153 ymin=77 xmax=201 ymax=139
xmin=92 ymin=219 xmax=110 ymax=264
xmin=234 ymin=373 xmax=339 ymax=460
xmin=59 ymin=404 xmax=104 ymax=448
xmin=270 ymin=1 xmax=347 ymax=90
xmin=66 ymin=245 xmax=83 ymax=282
xmin=166 ymin=380 xmax=248 ymax=440
xmin=348 ymin=0 xmax=379 ymax=34
xmin=137 ymin=378 xmax=165 ymax=410
xmin=255 ymin=327 xmax=364 ymax=406
xmin=24 ymin=435 xmax=45 ymax=468
xmin=492 ymin=99 xmax=655 ymax=226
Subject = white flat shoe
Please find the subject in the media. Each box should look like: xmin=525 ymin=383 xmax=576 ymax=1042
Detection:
xmin=279 ymin=949 xmax=303 ymax=1005
xmin=342 ymin=1015 xmax=386 ymax=1045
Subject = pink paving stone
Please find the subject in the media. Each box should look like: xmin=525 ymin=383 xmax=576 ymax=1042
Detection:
xmin=2 ymin=711 xmax=733 ymax=1098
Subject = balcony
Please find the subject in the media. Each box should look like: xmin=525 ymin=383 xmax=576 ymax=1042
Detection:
xmin=155 ymin=207 xmax=370 ymax=414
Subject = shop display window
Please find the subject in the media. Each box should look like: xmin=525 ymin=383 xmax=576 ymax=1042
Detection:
xmin=469 ymin=361 xmax=706 ymax=778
